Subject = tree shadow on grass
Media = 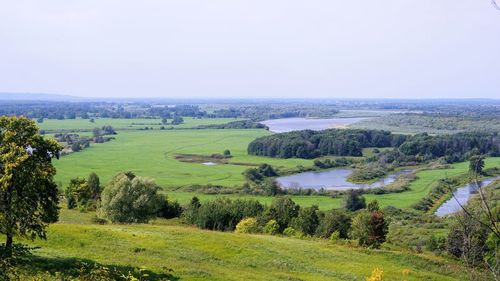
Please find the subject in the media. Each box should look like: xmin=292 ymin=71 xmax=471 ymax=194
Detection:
xmin=17 ymin=254 xmax=180 ymax=280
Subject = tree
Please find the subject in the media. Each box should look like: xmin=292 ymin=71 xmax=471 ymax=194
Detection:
xmin=161 ymin=118 xmax=168 ymax=125
xmin=292 ymin=205 xmax=319 ymax=236
xmin=469 ymin=155 xmax=485 ymax=177
xmin=266 ymin=197 xmax=300 ymax=233
xmin=65 ymin=177 xmax=92 ymax=209
xmin=100 ymin=173 xmax=164 ymax=223
xmin=223 ymin=149 xmax=231 ymax=157
xmin=350 ymin=210 xmax=388 ymax=248
xmin=316 ymin=209 xmax=351 ymax=239
xmin=343 ymin=189 xmax=366 ymax=212
xmin=0 ymin=116 xmax=61 ymax=252
xmin=87 ymin=172 xmax=101 ymax=200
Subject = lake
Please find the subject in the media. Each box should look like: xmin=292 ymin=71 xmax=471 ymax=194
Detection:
xmin=260 ymin=117 xmax=369 ymax=133
xmin=435 ymin=177 xmax=500 ymax=217
xmin=276 ymin=169 xmax=413 ymax=191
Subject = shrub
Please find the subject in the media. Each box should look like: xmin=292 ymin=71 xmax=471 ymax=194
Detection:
xmin=350 ymin=210 xmax=388 ymax=248
xmin=329 ymin=231 xmax=340 ymax=242
xmin=264 ymin=220 xmax=280 ymax=235
xmin=91 ymin=215 xmax=108 ymax=225
xmin=235 ymin=217 xmax=260 ymax=234
xmin=100 ymin=173 xmax=164 ymax=223
xmin=291 ymin=205 xmax=319 ymax=236
xmin=158 ymin=197 xmax=183 ymax=219
xmin=266 ymin=197 xmax=300 ymax=233
xmin=316 ymin=209 xmax=351 ymax=239
xmin=343 ymin=189 xmax=366 ymax=212
xmin=283 ymin=227 xmax=298 ymax=237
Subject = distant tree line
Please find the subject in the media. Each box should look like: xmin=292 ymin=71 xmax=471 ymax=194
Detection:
xmin=195 ymin=120 xmax=267 ymax=129
xmin=248 ymin=129 xmax=406 ymax=158
xmin=248 ymin=129 xmax=500 ymax=163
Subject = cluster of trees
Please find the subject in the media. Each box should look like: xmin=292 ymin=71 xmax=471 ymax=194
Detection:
xmin=182 ymin=195 xmax=388 ymax=248
xmin=65 ymin=173 xmax=101 ymax=210
xmin=208 ymin=104 xmax=339 ymax=120
xmin=248 ymin=129 xmax=406 ymax=158
xmin=195 ymin=120 xmax=267 ymax=129
xmin=249 ymin=129 xmax=500 ymax=168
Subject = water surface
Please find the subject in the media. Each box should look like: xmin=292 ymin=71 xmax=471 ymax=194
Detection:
xmin=435 ymin=177 xmax=500 ymax=217
xmin=260 ymin=117 xmax=368 ymax=133
xmin=276 ymin=169 xmax=413 ymax=191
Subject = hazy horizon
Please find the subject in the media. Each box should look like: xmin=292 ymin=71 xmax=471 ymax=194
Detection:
xmin=1 ymin=1 xmax=499 ymax=99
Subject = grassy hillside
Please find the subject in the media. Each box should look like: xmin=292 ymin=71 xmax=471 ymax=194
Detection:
xmin=18 ymin=209 xmax=468 ymax=281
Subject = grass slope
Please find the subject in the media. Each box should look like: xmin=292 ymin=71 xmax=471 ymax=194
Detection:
xmin=21 ymin=209 xmax=467 ymax=281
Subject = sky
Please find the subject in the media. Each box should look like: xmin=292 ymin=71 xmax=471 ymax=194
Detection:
xmin=0 ymin=1 xmax=499 ymax=99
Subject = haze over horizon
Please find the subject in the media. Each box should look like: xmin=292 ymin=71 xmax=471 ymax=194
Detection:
xmin=1 ymin=1 xmax=499 ymax=99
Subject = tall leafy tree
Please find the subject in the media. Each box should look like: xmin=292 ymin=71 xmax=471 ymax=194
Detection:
xmin=0 ymin=116 xmax=61 ymax=252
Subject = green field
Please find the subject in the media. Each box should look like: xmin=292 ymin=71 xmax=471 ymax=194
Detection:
xmin=167 ymin=157 xmax=500 ymax=210
xmin=54 ymin=129 xmax=313 ymax=188
xmin=18 ymin=208 xmax=469 ymax=281
xmin=38 ymin=117 xmax=245 ymax=132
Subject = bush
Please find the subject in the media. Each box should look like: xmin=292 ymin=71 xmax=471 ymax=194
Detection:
xmin=283 ymin=227 xmax=298 ymax=237
xmin=266 ymin=197 xmax=300 ymax=233
xmin=291 ymin=205 xmax=319 ymax=236
xmin=157 ymin=197 xmax=183 ymax=219
xmin=350 ymin=210 xmax=388 ymax=248
xmin=316 ymin=209 xmax=351 ymax=239
xmin=329 ymin=231 xmax=341 ymax=242
xmin=343 ymin=189 xmax=366 ymax=212
xmin=193 ymin=198 xmax=263 ymax=231
xmin=264 ymin=220 xmax=280 ymax=235
xmin=100 ymin=173 xmax=164 ymax=223
xmin=235 ymin=217 xmax=260 ymax=234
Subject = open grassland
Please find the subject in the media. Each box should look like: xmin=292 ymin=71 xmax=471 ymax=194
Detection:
xmin=54 ymin=129 xmax=313 ymax=188
xmin=38 ymin=117 xmax=244 ymax=132
xmin=167 ymin=157 xmax=500 ymax=210
xmin=18 ymin=209 xmax=469 ymax=281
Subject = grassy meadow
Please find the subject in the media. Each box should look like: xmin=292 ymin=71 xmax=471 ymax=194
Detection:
xmin=38 ymin=117 xmax=245 ymax=132
xmin=17 ymin=208 xmax=469 ymax=281
xmin=53 ymin=128 xmax=313 ymax=188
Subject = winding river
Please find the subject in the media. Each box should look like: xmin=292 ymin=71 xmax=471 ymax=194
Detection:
xmin=435 ymin=177 xmax=500 ymax=217
xmin=276 ymin=169 xmax=413 ymax=191
xmin=260 ymin=117 xmax=368 ymax=133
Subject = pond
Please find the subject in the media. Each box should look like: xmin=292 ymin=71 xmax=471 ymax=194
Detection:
xmin=260 ymin=117 xmax=369 ymax=133
xmin=435 ymin=177 xmax=500 ymax=217
xmin=276 ymin=169 xmax=413 ymax=191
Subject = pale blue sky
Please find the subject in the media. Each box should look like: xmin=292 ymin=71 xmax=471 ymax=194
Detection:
xmin=1 ymin=1 xmax=499 ymax=99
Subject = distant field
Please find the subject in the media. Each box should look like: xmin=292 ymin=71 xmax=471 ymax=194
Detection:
xmin=54 ymin=129 xmax=313 ymax=188
xmin=19 ymin=208 xmax=469 ymax=281
xmin=167 ymin=157 xmax=500 ymax=210
xmin=38 ymin=117 xmax=244 ymax=132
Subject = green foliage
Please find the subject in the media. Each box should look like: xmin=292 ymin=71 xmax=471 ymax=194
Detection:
xmin=367 ymin=200 xmax=380 ymax=212
xmin=291 ymin=205 xmax=319 ymax=236
xmin=0 ymin=116 xmax=62 ymax=250
xmin=65 ymin=178 xmax=92 ymax=210
xmin=266 ymin=197 xmax=300 ymax=233
xmin=282 ymin=227 xmax=298 ymax=237
xmin=343 ymin=190 xmax=366 ymax=212
xmin=157 ymin=198 xmax=182 ymax=219
xmin=316 ymin=209 xmax=351 ymax=239
xmin=329 ymin=231 xmax=341 ymax=242
xmin=235 ymin=218 xmax=260 ymax=234
xmin=87 ymin=172 xmax=101 ymax=199
xmin=192 ymin=198 xmax=263 ymax=231
xmin=263 ymin=220 xmax=280 ymax=235
xmin=469 ymin=154 xmax=485 ymax=176
xmin=223 ymin=149 xmax=231 ymax=157
xmin=350 ymin=210 xmax=388 ymax=248
xmin=100 ymin=173 xmax=164 ymax=223
xmin=248 ymin=129 xmax=401 ymax=159
xmin=243 ymin=164 xmax=278 ymax=183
